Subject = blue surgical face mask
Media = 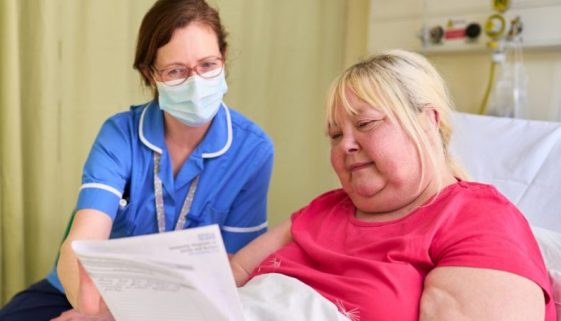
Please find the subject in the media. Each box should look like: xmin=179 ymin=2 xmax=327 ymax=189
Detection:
xmin=156 ymin=69 xmax=228 ymax=127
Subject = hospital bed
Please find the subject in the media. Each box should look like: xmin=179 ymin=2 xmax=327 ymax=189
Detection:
xmin=450 ymin=112 xmax=561 ymax=318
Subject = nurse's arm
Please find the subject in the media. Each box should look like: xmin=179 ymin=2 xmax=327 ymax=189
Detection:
xmin=230 ymin=219 xmax=292 ymax=287
xmin=420 ymin=266 xmax=545 ymax=321
xmin=57 ymin=209 xmax=112 ymax=309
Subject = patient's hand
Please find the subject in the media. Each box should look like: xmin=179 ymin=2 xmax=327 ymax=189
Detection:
xmin=229 ymin=219 xmax=293 ymax=287
xmin=230 ymin=259 xmax=251 ymax=287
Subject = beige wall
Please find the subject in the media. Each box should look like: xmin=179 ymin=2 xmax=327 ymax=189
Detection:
xmin=428 ymin=50 xmax=561 ymax=121
xmin=217 ymin=0 xmax=371 ymax=226
xmin=368 ymin=0 xmax=561 ymax=121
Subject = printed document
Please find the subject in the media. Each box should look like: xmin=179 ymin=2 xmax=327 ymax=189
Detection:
xmin=72 ymin=225 xmax=244 ymax=321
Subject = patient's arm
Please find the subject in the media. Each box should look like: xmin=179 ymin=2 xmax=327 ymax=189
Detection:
xmin=420 ymin=266 xmax=545 ymax=321
xmin=230 ymin=219 xmax=292 ymax=286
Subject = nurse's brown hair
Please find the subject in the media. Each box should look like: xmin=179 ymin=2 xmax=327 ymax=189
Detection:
xmin=133 ymin=0 xmax=228 ymax=94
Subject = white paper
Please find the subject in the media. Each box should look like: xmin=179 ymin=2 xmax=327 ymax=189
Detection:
xmin=72 ymin=225 xmax=244 ymax=321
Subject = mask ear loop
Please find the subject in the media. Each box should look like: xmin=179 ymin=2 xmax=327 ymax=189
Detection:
xmin=146 ymin=66 xmax=160 ymax=99
xmin=137 ymin=64 xmax=158 ymax=98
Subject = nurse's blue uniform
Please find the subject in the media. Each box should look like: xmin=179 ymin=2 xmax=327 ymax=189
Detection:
xmin=0 ymin=101 xmax=274 ymax=321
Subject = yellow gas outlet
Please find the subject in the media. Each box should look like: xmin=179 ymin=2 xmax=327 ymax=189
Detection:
xmin=485 ymin=14 xmax=506 ymax=39
xmin=493 ymin=0 xmax=511 ymax=13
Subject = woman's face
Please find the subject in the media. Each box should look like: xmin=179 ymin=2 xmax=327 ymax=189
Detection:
xmin=328 ymin=91 xmax=430 ymax=218
xmin=154 ymin=22 xmax=221 ymax=81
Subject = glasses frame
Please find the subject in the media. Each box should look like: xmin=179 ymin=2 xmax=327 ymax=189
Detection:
xmin=152 ymin=56 xmax=224 ymax=86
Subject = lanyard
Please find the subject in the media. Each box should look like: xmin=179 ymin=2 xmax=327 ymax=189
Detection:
xmin=153 ymin=152 xmax=200 ymax=233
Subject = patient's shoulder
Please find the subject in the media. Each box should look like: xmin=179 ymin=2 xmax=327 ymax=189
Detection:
xmin=428 ymin=180 xmax=529 ymax=239
xmin=443 ymin=180 xmax=515 ymax=210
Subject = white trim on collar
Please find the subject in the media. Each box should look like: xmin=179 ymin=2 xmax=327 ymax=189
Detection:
xmin=139 ymin=102 xmax=163 ymax=154
xmin=202 ymin=104 xmax=233 ymax=159
xmin=139 ymin=102 xmax=232 ymax=158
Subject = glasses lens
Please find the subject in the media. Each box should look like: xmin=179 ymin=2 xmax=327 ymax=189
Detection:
xmin=163 ymin=78 xmax=185 ymax=86
xmin=156 ymin=57 xmax=223 ymax=85
xmin=160 ymin=66 xmax=189 ymax=86
xmin=196 ymin=58 xmax=224 ymax=79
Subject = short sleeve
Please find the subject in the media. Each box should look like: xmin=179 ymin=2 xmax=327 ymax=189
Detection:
xmin=76 ymin=114 xmax=133 ymax=219
xmin=431 ymin=186 xmax=552 ymax=302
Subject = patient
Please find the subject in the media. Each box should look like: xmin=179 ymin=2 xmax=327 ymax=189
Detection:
xmin=56 ymin=50 xmax=556 ymax=321
xmin=230 ymin=49 xmax=556 ymax=320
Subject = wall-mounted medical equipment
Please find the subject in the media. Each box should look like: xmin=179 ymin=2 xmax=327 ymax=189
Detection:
xmin=421 ymin=17 xmax=483 ymax=50
xmin=418 ymin=0 xmax=561 ymax=53
xmin=479 ymin=0 xmax=528 ymax=117
xmin=368 ymin=0 xmax=561 ymax=120
xmin=369 ymin=0 xmax=561 ymax=54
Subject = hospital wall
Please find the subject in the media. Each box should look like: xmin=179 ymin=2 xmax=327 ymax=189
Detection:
xmin=217 ymin=0 xmax=370 ymax=227
xmin=369 ymin=0 xmax=561 ymax=121
xmin=428 ymin=52 xmax=561 ymax=120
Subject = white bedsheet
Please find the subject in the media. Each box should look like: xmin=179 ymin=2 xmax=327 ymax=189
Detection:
xmin=239 ymin=273 xmax=351 ymax=321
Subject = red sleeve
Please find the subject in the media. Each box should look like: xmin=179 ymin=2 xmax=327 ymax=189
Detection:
xmin=430 ymin=185 xmax=552 ymax=303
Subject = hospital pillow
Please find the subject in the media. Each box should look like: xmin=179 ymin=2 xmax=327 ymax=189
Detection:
xmin=450 ymin=112 xmax=561 ymax=233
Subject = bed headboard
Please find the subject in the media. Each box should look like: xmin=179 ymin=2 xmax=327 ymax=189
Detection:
xmin=449 ymin=112 xmax=561 ymax=233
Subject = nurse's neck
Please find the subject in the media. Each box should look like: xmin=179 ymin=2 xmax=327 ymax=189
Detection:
xmin=163 ymin=112 xmax=211 ymax=176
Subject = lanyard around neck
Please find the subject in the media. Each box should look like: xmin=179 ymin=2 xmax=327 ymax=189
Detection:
xmin=153 ymin=152 xmax=200 ymax=233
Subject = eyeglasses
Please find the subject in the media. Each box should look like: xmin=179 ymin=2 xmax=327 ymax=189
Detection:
xmin=152 ymin=56 xmax=224 ymax=86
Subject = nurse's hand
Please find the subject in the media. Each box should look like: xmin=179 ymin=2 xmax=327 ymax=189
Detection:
xmin=51 ymin=263 xmax=114 ymax=321
xmin=50 ymin=308 xmax=114 ymax=321
xmin=77 ymin=262 xmax=110 ymax=315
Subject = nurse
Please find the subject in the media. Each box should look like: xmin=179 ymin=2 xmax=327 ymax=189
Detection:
xmin=0 ymin=0 xmax=273 ymax=320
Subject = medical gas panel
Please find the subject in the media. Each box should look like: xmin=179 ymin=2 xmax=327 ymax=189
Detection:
xmin=368 ymin=0 xmax=561 ymax=53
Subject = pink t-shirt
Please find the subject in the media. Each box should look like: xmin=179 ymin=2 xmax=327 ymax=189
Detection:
xmin=251 ymin=181 xmax=555 ymax=321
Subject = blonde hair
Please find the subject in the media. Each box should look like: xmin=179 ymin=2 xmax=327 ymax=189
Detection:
xmin=326 ymin=49 xmax=467 ymax=187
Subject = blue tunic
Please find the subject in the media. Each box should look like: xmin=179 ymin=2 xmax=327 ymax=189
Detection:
xmin=46 ymin=101 xmax=274 ymax=291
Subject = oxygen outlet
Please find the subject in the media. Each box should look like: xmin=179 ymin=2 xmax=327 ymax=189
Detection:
xmin=465 ymin=23 xmax=482 ymax=39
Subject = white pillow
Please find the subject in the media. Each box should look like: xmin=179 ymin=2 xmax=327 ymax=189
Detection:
xmin=450 ymin=113 xmax=561 ymax=232
xmin=532 ymin=226 xmax=561 ymax=320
